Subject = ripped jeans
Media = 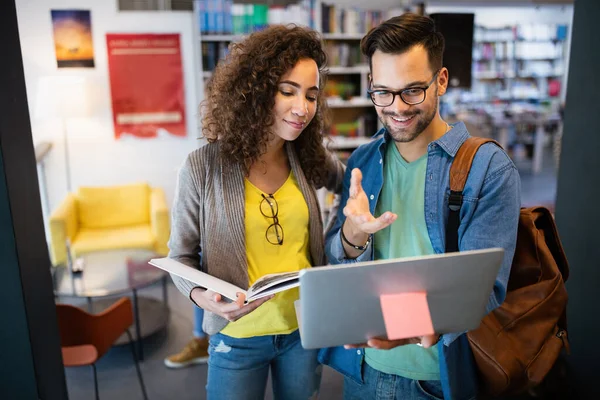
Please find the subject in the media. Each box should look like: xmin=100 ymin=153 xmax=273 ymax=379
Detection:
xmin=207 ymin=330 xmax=321 ymax=400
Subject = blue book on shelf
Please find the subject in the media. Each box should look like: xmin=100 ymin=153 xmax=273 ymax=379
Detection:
xmin=218 ymin=42 xmax=229 ymax=61
xmin=309 ymin=0 xmax=315 ymax=29
xmin=206 ymin=0 xmax=216 ymax=34
xmin=556 ymin=25 xmax=568 ymax=41
xmin=224 ymin=0 xmax=232 ymax=34
xmin=198 ymin=0 xmax=205 ymax=34
xmin=207 ymin=42 xmax=217 ymax=70
xmin=321 ymin=3 xmax=330 ymax=33
xmin=215 ymin=0 xmax=224 ymax=35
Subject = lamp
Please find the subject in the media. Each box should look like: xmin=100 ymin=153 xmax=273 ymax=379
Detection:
xmin=35 ymin=76 xmax=91 ymax=191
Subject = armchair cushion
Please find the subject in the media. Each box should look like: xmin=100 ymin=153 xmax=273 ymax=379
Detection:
xmin=150 ymin=188 xmax=170 ymax=256
xmin=73 ymin=225 xmax=155 ymax=255
xmin=77 ymin=183 xmax=150 ymax=230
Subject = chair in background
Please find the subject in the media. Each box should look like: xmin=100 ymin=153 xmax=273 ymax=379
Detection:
xmin=55 ymin=297 xmax=149 ymax=400
xmin=49 ymin=182 xmax=170 ymax=266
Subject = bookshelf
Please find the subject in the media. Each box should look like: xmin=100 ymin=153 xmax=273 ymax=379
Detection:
xmin=471 ymin=24 xmax=569 ymax=102
xmin=444 ymin=23 xmax=570 ymax=175
xmin=193 ymin=0 xmax=388 ymax=144
xmin=193 ymin=0 xmax=395 ymax=220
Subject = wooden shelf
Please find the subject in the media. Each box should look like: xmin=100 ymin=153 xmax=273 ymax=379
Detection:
xmin=473 ymin=57 xmax=513 ymax=62
xmin=516 ymin=58 xmax=562 ymax=62
xmin=474 ymin=73 xmax=517 ymax=80
xmin=516 ymin=38 xmax=566 ymax=42
xmin=516 ymin=74 xmax=563 ymax=79
xmin=200 ymin=34 xmax=243 ymax=42
xmin=326 ymin=136 xmax=374 ymax=149
xmin=475 ymin=39 xmax=514 ymax=43
xmin=328 ymin=65 xmax=369 ymax=74
xmin=474 ymin=57 xmax=561 ymax=62
xmin=474 ymin=73 xmax=563 ymax=80
xmin=475 ymin=39 xmax=565 ymax=44
xmin=326 ymin=97 xmax=373 ymax=108
xmin=322 ymin=33 xmax=365 ymax=40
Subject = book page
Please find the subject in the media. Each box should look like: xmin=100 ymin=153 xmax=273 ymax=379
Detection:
xmin=149 ymin=257 xmax=245 ymax=302
xmin=247 ymin=279 xmax=301 ymax=302
xmin=247 ymin=271 xmax=300 ymax=300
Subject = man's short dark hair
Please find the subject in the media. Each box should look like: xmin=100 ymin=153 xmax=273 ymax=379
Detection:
xmin=361 ymin=13 xmax=445 ymax=72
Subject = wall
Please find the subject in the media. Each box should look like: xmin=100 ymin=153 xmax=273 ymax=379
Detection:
xmin=15 ymin=0 xmax=573 ymax=217
xmin=15 ymin=0 xmax=202 ymax=216
xmin=554 ymin=0 xmax=600 ymax=396
xmin=1 ymin=1 xmax=67 ymax=397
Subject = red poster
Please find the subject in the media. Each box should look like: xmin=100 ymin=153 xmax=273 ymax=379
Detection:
xmin=106 ymin=33 xmax=186 ymax=139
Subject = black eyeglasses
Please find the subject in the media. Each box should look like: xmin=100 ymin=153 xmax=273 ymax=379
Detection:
xmin=367 ymin=70 xmax=440 ymax=107
xmin=260 ymin=194 xmax=284 ymax=245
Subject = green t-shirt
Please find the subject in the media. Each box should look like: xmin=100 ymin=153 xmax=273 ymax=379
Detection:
xmin=365 ymin=142 xmax=441 ymax=381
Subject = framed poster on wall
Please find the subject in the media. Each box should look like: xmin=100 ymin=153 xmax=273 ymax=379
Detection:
xmin=51 ymin=9 xmax=95 ymax=68
xmin=106 ymin=33 xmax=187 ymax=139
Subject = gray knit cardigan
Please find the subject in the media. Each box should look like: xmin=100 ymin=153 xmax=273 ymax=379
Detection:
xmin=168 ymin=141 xmax=345 ymax=334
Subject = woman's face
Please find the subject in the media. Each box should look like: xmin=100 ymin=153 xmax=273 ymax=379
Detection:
xmin=271 ymin=58 xmax=320 ymax=143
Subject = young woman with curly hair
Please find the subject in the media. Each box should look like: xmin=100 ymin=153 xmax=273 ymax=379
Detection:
xmin=168 ymin=25 xmax=344 ymax=399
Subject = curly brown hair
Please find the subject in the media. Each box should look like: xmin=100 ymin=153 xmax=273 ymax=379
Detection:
xmin=201 ymin=24 xmax=330 ymax=186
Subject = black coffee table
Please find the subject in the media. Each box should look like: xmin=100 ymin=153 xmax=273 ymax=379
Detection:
xmin=53 ymin=249 xmax=169 ymax=361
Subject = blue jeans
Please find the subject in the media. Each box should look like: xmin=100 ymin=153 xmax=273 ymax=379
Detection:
xmin=344 ymin=362 xmax=443 ymax=400
xmin=193 ymin=306 xmax=205 ymax=338
xmin=207 ymin=330 xmax=321 ymax=400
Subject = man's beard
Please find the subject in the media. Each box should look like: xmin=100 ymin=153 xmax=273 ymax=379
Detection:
xmin=380 ymin=100 xmax=438 ymax=143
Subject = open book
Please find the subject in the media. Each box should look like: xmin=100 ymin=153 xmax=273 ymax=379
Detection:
xmin=148 ymin=257 xmax=300 ymax=303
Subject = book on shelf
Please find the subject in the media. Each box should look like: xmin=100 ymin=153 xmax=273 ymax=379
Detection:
xmin=149 ymin=257 xmax=300 ymax=303
xmin=202 ymin=41 xmax=231 ymax=71
xmin=321 ymin=3 xmax=385 ymax=34
xmin=198 ymin=0 xmax=313 ymax=35
xmin=324 ymin=42 xmax=365 ymax=67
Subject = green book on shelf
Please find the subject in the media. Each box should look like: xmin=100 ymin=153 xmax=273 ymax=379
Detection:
xmin=231 ymin=4 xmax=245 ymax=35
xmin=244 ymin=4 xmax=253 ymax=33
xmin=253 ymin=4 xmax=269 ymax=31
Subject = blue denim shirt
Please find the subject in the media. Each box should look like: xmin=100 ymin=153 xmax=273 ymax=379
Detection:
xmin=319 ymin=122 xmax=521 ymax=400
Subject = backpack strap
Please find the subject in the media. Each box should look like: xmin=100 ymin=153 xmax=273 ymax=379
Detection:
xmin=445 ymin=137 xmax=501 ymax=252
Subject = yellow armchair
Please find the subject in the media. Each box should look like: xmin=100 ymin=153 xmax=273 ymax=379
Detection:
xmin=49 ymin=183 xmax=170 ymax=266
xmin=150 ymin=187 xmax=170 ymax=256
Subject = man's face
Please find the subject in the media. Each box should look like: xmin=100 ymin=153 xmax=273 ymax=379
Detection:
xmin=370 ymin=46 xmax=447 ymax=143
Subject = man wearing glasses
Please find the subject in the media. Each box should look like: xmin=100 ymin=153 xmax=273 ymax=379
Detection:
xmin=319 ymin=13 xmax=521 ymax=400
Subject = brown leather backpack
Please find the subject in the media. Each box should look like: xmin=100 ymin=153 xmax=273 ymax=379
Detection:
xmin=446 ymin=137 xmax=570 ymax=397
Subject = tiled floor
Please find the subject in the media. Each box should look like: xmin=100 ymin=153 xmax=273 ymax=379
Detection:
xmin=60 ymin=282 xmax=345 ymax=400
xmin=515 ymin=148 xmax=558 ymax=210
xmin=59 ymin=148 xmax=561 ymax=400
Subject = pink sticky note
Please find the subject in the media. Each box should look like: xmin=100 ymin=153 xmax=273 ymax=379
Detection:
xmin=380 ymin=292 xmax=435 ymax=340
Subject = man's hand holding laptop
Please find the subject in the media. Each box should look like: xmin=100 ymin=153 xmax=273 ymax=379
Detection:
xmin=343 ymin=334 xmax=441 ymax=350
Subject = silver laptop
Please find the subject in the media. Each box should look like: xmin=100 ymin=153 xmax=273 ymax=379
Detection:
xmin=298 ymin=248 xmax=504 ymax=349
